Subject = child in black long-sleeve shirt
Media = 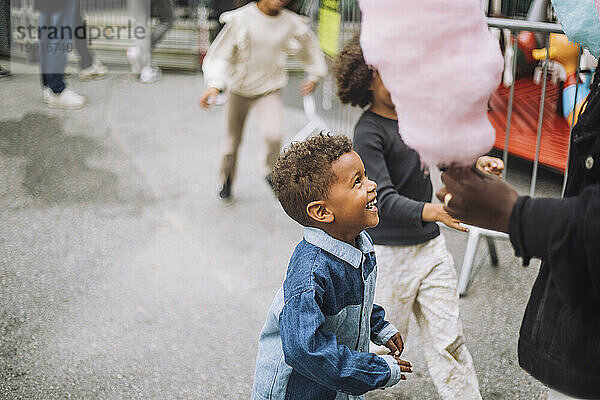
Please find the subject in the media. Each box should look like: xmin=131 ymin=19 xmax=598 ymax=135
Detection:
xmin=334 ymin=36 xmax=502 ymax=400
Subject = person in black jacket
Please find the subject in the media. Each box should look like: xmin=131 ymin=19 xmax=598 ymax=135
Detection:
xmin=437 ymin=68 xmax=600 ymax=399
xmin=334 ymin=36 xmax=504 ymax=400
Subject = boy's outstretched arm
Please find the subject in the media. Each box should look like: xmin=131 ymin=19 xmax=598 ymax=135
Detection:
xmin=280 ymin=289 xmax=411 ymax=395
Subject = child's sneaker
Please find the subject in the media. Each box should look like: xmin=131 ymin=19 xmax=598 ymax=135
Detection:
xmin=140 ymin=66 xmax=162 ymax=84
xmin=45 ymin=88 xmax=86 ymax=110
xmin=218 ymin=177 xmax=232 ymax=201
xmin=127 ymin=46 xmax=142 ymax=75
xmin=79 ymin=59 xmax=108 ymax=80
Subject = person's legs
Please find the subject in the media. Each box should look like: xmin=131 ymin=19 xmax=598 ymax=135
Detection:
xmin=39 ymin=8 xmax=70 ymax=94
xmin=74 ymin=0 xmax=93 ymax=69
xmin=372 ymin=244 xmax=422 ymax=343
xmin=412 ymin=234 xmax=481 ymax=400
xmin=220 ymin=92 xmax=255 ymax=195
xmin=150 ymin=0 xmax=174 ymax=47
xmin=38 ymin=9 xmax=52 ymax=90
xmin=39 ymin=2 xmax=85 ymax=108
xmin=254 ymin=90 xmax=283 ymax=178
xmin=128 ymin=0 xmax=151 ymax=69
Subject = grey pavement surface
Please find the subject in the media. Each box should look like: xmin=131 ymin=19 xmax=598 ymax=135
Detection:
xmin=0 ymin=66 xmax=565 ymax=399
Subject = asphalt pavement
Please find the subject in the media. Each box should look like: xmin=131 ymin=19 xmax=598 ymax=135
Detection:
xmin=0 ymin=66 xmax=565 ymax=399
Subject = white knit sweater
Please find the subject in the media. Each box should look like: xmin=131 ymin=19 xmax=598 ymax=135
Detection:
xmin=202 ymin=2 xmax=327 ymax=97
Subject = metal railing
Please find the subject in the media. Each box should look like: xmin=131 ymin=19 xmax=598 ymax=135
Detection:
xmin=303 ymin=4 xmax=586 ymax=198
xmin=486 ymin=17 xmax=587 ymax=197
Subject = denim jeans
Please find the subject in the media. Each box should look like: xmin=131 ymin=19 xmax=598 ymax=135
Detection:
xmin=38 ymin=0 xmax=77 ymax=93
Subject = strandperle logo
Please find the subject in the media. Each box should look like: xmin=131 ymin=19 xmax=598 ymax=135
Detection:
xmin=16 ymin=20 xmax=147 ymax=45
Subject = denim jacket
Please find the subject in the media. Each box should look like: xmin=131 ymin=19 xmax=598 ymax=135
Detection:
xmin=252 ymin=227 xmax=402 ymax=400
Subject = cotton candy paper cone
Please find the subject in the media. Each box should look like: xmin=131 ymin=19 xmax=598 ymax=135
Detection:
xmin=359 ymin=0 xmax=503 ymax=167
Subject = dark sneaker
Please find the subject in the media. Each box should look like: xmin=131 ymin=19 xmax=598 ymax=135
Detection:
xmin=218 ymin=177 xmax=232 ymax=200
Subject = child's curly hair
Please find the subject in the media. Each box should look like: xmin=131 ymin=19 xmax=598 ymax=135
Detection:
xmin=334 ymin=34 xmax=373 ymax=108
xmin=271 ymin=133 xmax=353 ymax=227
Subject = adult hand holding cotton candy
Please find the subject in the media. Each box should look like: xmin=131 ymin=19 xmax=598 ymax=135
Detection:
xmin=359 ymin=0 xmax=503 ymax=167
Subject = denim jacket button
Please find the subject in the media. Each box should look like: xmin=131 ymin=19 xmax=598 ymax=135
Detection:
xmin=585 ymin=156 xmax=594 ymax=170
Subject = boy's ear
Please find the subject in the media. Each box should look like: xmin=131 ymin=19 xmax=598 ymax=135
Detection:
xmin=306 ymin=201 xmax=334 ymax=224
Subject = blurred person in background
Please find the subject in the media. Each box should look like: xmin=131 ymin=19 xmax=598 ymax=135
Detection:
xmin=199 ymin=0 xmax=326 ymax=202
xmin=74 ymin=0 xmax=108 ymax=80
xmin=34 ymin=0 xmax=86 ymax=109
xmin=127 ymin=0 xmax=174 ymax=83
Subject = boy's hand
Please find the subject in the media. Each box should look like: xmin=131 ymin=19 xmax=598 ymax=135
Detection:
xmin=199 ymin=87 xmax=220 ymax=109
xmin=422 ymin=203 xmax=469 ymax=232
xmin=300 ymin=80 xmax=317 ymax=96
xmin=385 ymin=332 xmax=404 ymax=356
xmin=394 ymin=357 xmax=413 ymax=380
xmin=476 ymin=156 xmax=504 ymax=176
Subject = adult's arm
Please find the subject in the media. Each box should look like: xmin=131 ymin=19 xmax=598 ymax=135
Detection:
xmin=438 ymin=167 xmax=600 ymax=299
xmin=509 ymin=185 xmax=600 ymax=300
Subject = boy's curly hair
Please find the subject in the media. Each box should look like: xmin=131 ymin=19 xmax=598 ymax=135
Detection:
xmin=271 ymin=133 xmax=353 ymax=227
xmin=334 ymin=35 xmax=373 ymax=108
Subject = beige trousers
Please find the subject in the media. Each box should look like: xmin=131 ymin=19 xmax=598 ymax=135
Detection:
xmin=374 ymin=235 xmax=481 ymax=400
xmin=220 ymin=90 xmax=283 ymax=183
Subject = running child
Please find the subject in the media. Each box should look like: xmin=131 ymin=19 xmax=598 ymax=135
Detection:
xmin=335 ymin=36 xmax=503 ymax=400
xmin=199 ymin=0 xmax=327 ymax=201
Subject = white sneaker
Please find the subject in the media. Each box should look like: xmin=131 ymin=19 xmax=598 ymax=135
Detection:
xmin=139 ymin=66 xmax=161 ymax=84
xmin=46 ymin=88 xmax=86 ymax=110
xmin=79 ymin=59 xmax=108 ymax=80
xmin=127 ymin=46 xmax=142 ymax=76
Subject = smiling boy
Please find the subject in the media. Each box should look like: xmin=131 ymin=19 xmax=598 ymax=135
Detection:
xmin=251 ymin=134 xmax=412 ymax=400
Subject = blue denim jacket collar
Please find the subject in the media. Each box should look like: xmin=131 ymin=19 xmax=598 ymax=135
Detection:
xmin=303 ymin=227 xmax=374 ymax=269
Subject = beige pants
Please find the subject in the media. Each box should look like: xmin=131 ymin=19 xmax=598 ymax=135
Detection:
xmin=375 ymin=235 xmax=481 ymax=400
xmin=220 ymin=90 xmax=283 ymax=183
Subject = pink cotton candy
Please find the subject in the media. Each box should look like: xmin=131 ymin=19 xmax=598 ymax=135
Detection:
xmin=359 ymin=0 xmax=503 ymax=167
